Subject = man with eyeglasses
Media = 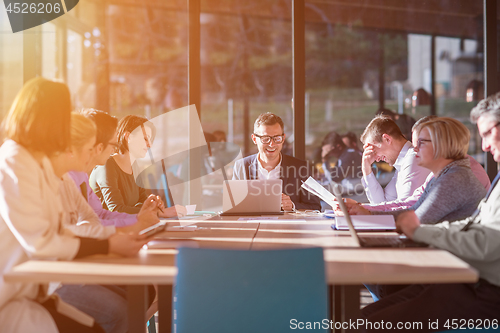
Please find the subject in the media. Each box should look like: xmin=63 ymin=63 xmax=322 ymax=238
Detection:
xmin=360 ymin=115 xmax=430 ymax=204
xmin=360 ymin=93 xmax=500 ymax=332
xmin=232 ymin=112 xmax=321 ymax=211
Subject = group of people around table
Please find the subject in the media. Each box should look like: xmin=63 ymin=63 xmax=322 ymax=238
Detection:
xmin=0 ymin=77 xmax=499 ymax=333
xmin=234 ymin=101 xmax=500 ymax=331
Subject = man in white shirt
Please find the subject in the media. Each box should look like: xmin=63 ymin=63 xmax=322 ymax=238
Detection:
xmin=232 ymin=112 xmax=320 ymax=211
xmin=360 ymin=115 xmax=430 ymax=204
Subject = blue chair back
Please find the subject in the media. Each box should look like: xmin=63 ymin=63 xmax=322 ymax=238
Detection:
xmin=174 ymin=247 xmax=328 ymax=333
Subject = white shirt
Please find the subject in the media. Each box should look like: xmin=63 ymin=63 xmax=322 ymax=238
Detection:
xmin=361 ymin=141 xmax=430 ymax=204
xmin=257 ymin=154 xmax=282 ymax=180
xmin=0 ymin=140 xmax=80 ymax=333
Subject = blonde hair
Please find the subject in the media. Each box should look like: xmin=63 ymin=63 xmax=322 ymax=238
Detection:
xmin=71 ymin=112 xmax=97 ymax=149
xmin=3 ymin=77 xmax=71 ymax=155
xmin=416 ymin=117 xmax=470 ymax=160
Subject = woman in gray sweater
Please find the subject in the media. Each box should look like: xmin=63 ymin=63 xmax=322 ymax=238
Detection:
xmin=363 ymin=117 xmax=487 ymax=301
xmin=348 ymin=117 xmax=486 ymax=225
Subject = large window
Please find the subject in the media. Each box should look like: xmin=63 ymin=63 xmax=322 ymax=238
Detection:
xmin=0 ymin=0 xmax=496 ymax=209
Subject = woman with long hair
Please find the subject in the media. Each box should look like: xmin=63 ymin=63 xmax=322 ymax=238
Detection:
xmin=90 ymin=114 xmax=185 ymax=217
xmin=0 ymin=78 xmax=148 ymax=333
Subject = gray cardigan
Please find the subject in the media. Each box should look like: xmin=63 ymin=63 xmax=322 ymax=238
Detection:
xmin=388 ymin=158 xmax=486 ymax=224
xmin=413 ymin=172 xmax=500 ymax=287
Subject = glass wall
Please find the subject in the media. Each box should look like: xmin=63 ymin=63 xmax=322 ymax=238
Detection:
xmin=106 ymin=2 xmax=188 ymax=119
xmin=0 ymin=8 xmax=23 ymax=118
xmin=0 ymin=0 xmax=495 ymax=209
xmin=302 ymin=0 xmax=485 ymax=187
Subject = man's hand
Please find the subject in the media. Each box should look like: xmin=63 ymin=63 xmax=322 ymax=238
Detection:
xmin=281 ymin=194 xmax=294 ymax=211
xmin=361 ymin=143 xmax=378 ymax=176
xmin=395 ymin=211 xmax=421 ymax=239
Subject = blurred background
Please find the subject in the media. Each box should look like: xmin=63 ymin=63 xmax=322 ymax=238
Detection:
xmin=0 ymin=0 xmax=497 ymax=210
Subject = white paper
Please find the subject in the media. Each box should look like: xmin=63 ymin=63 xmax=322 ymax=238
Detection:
xmin=185 ymin=204 xmax=196 ymax=215
xmin=301 ymin=177 xmax=338 ymax=208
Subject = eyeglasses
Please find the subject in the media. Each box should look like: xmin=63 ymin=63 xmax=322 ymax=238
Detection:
xmin=253 ymin=133 xmax=285 ymax=144
xmin=416 ymin=138 xmax=432 ymax=149
xmin=480 ymin=121 xmax=500 ymax=140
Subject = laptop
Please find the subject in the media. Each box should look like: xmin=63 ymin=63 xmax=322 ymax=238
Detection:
xmin=332 ymin=185 xmax=427 ymax=248
xmin=220 ymin=180 xmax=284 ymax=216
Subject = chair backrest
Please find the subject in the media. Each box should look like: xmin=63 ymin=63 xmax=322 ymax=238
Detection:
xmin=174 ymin=247 xmax=328 ymax=333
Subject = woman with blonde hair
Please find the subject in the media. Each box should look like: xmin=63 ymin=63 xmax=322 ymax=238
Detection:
xmin=349 ymin=117 xmax=486 ymax=224
xmin=47 ymin=112 xmax=158 ymax=333
xmin=359 ymin=117 xmax=487 ymax=301
xmin=0 ymin=78 xmax=149 ymax=333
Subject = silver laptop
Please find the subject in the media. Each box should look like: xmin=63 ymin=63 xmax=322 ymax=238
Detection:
xmin=221 ymin=180 xmax=284 ymax=216
xmin=332 ymin=185 xmax=427 ymax=248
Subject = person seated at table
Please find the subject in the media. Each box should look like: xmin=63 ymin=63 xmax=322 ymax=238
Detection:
xmin=70 ymin=109 xmax=174 ymax=228
xmin=346 ymin=117 xmax=490 ymax=223
xmin=341 ymin=131 xmax=361 ymax=151
xmin=90 ymin=115 xmax=185 ymax=216
xmin=320 ymin=131 xmax=363 ymax=195
xmin=0 ymin=78 xmax=149 ymax=333
xmin=232 ymin=112 xmax=321 ymax=211
xmin=48 ymin=112 xmax=159 ymax=333
xmin=361 ymin=93 xmax=500 ymax=333
xmin=359 ymin=117 xmax=487 ymax=301
xmin=360 ymin=115 xmax=430 ymax=204
xmin=54 ymin=113 xmax=160 ymax=237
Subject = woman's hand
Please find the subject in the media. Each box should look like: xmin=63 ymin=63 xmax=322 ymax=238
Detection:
xmin=345 ymin=202 xmax=371 ymax=215
xmin=158 ymin=204 xmax=187 ymax=218
xmin=108 ymin=232 xmax=150 ymax=257
xmin=136 ymin=195 xmax=160 ymax=229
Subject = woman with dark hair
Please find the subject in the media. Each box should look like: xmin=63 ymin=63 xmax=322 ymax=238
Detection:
xmin=90 ymin=115 xmax=185 ymax=217
xmin=0 ymin=78 xmax=148 ymax=333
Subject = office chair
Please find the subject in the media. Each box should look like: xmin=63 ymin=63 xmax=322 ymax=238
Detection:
xmin=174 ymin=247 xmax=328 ymax=333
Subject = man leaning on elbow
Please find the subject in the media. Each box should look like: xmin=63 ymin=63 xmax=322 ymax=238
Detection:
xmin=360 ymin=115 xmax=430 ymax=204
xmin=232 ymin=112 xmax=321 ymax=211
xmin=361 ymin=93 xmax=500 ymax=333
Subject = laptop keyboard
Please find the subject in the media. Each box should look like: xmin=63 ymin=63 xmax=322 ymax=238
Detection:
xmin=360 ymin=236 xmax=403 ymax=247
xmin=359 ymin=236 xmax=427 ymax=248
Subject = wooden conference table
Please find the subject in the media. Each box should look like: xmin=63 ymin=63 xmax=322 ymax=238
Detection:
xmin=4 ymin=214 xmax=478 ymax=333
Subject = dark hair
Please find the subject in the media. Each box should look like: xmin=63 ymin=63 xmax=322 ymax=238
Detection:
xmin=322 ymin=131 xmax=345 ymax=148
xmin=342 ymin=132 xmax=358 ymax=145
xmin=213 ymin=130 xmax=227 ymax=142
xmin=78 ymin=108 xmax=118 ymax=148
xmin=3 ymin=77 xmax=71 ymax=155
xmin=360 ymin=115 xmax=405 ymax=144
xmin=116 ymin=115 xmax=156 ymax=153
xmin=375 ymin=108 xmax=396 ymax=119
xmin=253 ymin=113 xmax=285 ymax=133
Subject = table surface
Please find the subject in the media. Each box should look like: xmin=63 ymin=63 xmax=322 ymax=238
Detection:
xmin=4 ymin=215 xmax=478 ymax=286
